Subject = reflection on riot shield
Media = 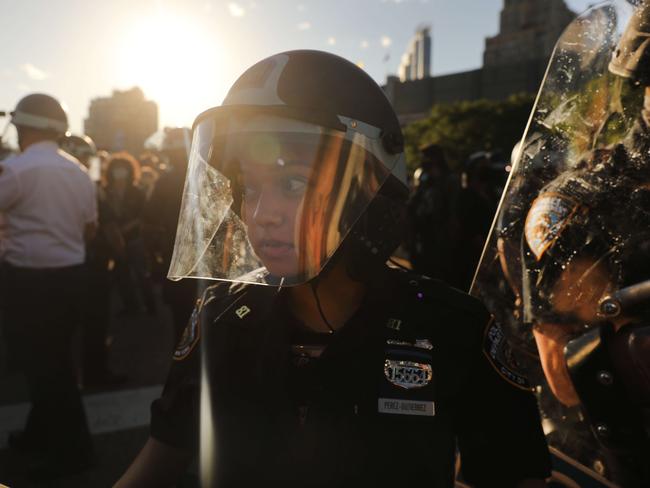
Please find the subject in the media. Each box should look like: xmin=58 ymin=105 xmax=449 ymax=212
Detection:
xmin=472 ymin=1 xmax=650 ymax=486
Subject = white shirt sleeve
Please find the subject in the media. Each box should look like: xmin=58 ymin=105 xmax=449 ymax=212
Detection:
xmin=0 ymin=164 xmax=22 ymax=210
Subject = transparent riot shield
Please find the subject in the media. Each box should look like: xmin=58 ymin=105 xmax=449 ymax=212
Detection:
xmin=471 ymin=1 xmax=650 ymax=486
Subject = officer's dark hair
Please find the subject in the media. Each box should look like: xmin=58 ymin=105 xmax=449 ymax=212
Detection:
xmin=321 ymin=172 xmax=409 ymax=284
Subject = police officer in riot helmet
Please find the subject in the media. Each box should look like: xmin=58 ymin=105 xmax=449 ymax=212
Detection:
xmin=521 ymin=4 xmax=650 ymax=485
xmin=117 ymin=50 xmax=550 ymax=488
xmin=0 ymin=93 xmax=96 ymax=477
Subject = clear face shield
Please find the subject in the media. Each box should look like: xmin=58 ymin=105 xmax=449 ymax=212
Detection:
xmin=168 ymin=108 xmax=403 ymax=287
xmin=471 ymin=1 xmax=650 ymax=485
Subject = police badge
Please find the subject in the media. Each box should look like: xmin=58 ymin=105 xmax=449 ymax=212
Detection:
xmin=384 ymin=359 xmax=433 ymax=389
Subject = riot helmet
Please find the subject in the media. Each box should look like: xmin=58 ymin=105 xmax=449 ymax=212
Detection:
xmin=10 ymin=93 xmax=68 ymax=135
xmin=59 ymin=134 xmax=97 ymax=165
xmin=168 ymin=50 xmax=408 ymax=287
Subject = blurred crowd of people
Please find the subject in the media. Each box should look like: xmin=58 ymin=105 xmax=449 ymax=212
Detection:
xmin=74 ymin=128 xmax=199 ymax=384
xmin=405 ymin=143 xmax=510 ymax=291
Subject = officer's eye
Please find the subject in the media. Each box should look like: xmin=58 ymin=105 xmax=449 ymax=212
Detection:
xmin=282 ymin=176 xmax=308 ymax=197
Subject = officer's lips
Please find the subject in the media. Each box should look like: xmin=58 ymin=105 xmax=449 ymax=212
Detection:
xmin=257 ymin=239 xmax=295 ymax=259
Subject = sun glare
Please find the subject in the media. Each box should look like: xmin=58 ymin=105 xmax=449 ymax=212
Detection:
xmin=116 ymin=11 xmax=226 ymax=128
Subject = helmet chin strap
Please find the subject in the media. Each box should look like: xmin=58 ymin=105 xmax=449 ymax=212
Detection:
xmin=309 ymin=277 xmax=335 ymax=334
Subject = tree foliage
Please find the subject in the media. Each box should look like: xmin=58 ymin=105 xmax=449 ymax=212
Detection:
xmin=403 ymin=93 xmax=535 ymax=172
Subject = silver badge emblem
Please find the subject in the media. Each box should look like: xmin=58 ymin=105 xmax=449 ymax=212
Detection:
xmin=384 ymin=360 xmax=432 ymax=389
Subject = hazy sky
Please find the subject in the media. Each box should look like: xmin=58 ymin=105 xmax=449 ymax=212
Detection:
xmin=0 ymin=0 xmax=596 ymax=136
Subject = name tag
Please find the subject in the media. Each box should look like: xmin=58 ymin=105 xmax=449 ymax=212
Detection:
xmin=378 ymin=398 xmax=435 ymax=416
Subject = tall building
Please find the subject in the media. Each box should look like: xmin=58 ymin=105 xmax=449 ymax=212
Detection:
xmin=484 ymin=0 xmax=575 ymax=67
xmin=384 ymin=0 xmax=576 ymax=124
xmin=84 ymin=87 xmax=158 ymax=155
xmin=398 ymin=27 xmax=432 ymax=82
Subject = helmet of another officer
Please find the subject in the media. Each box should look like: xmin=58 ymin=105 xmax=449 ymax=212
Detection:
xmin=59 ymin=134 xmax=97 ymax=167
xmin=168 ymin=50 xmax=408 ymax=286
xmin=11 ymin=93 xmax=68 ymax=136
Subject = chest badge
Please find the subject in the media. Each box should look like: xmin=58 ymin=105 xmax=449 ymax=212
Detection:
xmin=384 ymin=359 xmax=432 ymax=389
xmin=386 ymin=318 xmax=402 ymax=331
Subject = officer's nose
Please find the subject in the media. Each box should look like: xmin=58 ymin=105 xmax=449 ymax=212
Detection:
xmin=252 ymin=190 xmax=284 ymax=227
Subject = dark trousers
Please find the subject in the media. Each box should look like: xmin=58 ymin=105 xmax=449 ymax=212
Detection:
xmin=82 ymin=259 xmax=111 ymax=382
xmin=2 ymin=263 xmax=93 ymax=460
xmin=114 ymin=237 xmax=156 ymax=313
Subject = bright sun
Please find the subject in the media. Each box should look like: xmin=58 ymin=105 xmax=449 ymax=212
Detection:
xmin=116 ymin=11 xmax=226 ymax=129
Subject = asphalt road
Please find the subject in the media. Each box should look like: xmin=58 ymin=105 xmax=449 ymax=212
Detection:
xmin=0 ymin=284 xmax=182 ymax=487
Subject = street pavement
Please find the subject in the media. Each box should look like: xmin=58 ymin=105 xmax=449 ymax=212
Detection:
xmin=0 ymin=285 xmax=182 ymax=487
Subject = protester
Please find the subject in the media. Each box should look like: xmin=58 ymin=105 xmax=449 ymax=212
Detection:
xmin=105 ymin=152 xmax=156 ymax=315
xmin=138 ymin=165 xmax=159 ymax=202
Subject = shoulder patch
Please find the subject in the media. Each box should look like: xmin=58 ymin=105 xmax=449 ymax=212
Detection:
xmin=483 ymin=318 xmax=532 ymax=391
xmin=173 ymin=298 xmax=202 ymax=361
xmin=525 ymin=192 xmax=578 ymax=261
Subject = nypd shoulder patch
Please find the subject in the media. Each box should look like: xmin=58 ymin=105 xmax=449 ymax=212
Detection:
xmin=524 ymin=192 xmax=578 ymax=261
xmin=483 ymin=318 xmax=531 ymax=391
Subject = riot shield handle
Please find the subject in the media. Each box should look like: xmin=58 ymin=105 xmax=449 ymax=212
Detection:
xmin=599 ymin=278 xmax=650 ymax=317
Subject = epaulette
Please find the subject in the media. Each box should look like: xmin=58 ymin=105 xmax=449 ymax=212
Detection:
xmin=203 ymin=280 xmax=282 ymax=331
xmin=173 ymin=281 xmax=256 ymax=361
xmin=386 ymin=266 xmax=489 ymax=322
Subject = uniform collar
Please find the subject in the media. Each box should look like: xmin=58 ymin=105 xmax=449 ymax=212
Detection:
xmin=21 ymin=140 xmax=59 ymax=155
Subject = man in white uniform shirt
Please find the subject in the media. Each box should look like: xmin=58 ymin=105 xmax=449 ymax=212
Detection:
xmin=0 ymin=93 xmax=96 ymax=479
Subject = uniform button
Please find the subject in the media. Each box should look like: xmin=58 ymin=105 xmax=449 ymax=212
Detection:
xmin=597 ymin=370 xmax=613 ymax=386
xmin=595 ymin=423 xmax=610 ymax=438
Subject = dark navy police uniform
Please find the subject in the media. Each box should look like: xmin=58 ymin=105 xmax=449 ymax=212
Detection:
xmin=151 ymin=267 xmax=550 ymax=487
